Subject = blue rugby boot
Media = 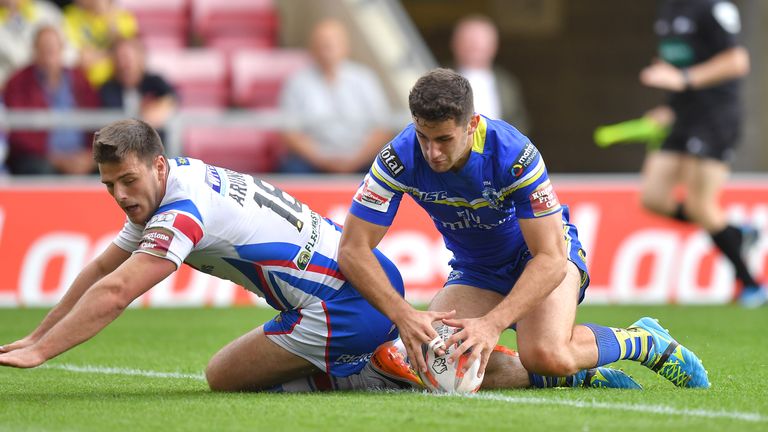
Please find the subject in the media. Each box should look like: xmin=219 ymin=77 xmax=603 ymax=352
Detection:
xmin=737 ymin=226 xmax=766 ymax=307
xmin=629 ymin=317 xmax=710 ymax=388
xmin=530 ymin=367 xmax=642 ymax=389
xmin=572 ymin=367 xmax=642 ymax=389
xmin=739 ymin=285 xmax=767 ymax=308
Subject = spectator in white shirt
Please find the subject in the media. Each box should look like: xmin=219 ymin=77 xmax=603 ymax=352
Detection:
xmin=451 ymin=14 xmax=529 ymax=133
xmin=279 ymin=19 xmax=393 ymax=174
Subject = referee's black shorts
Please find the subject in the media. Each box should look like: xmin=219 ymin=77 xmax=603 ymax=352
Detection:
xmin=662 ymin=106 xmax=742 ymax=163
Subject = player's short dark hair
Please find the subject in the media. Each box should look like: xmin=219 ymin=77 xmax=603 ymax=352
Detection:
xmin=409 ymin=68 xmax=474 ymax=125
xmin=93 ymin=119 xmax=165 ymax=165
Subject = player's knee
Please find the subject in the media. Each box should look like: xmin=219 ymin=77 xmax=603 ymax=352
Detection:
xmin=640 ymin=192 xmax=665 ymax=215
xmin=205 ymin=365 xmax=225 ymax=392
xmin=682 ymin=198 xmax=714 ymax=224
xmin=205 ymin=357 xmax=235 ymax=392
xmin=519 ymin=344 xmax=579 ymax=377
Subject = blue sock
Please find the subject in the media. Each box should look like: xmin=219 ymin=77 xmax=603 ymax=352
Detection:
xmin=584 ymin=323 xmax=655 ymax=365
xmin=529 ymin=373 xmax=573 ymax=388
xmin=583 ymin=323 xmax=621 ymax=367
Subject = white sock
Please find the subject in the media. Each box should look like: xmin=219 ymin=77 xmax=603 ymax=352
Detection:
xmin=271 ymin=372 xmax=368 ymax=393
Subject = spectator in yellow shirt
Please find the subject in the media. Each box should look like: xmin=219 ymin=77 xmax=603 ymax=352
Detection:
xmin=0 ymin=0 xmax=75 ymax=89
xmin=63 ymin=0 xmax=137 ymax=87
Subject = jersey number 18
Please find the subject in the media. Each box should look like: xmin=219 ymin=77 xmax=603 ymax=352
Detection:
xmin=251 ymin=178 xmax=306 ymax=232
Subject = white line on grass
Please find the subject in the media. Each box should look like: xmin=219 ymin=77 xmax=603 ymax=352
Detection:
xmin=41 ymin=363 xmax=766 ymax=423
xmin=41 ymin=363 xmax=206 ymax=381
xmin=429 ymin=392 xmax=767 ymax=423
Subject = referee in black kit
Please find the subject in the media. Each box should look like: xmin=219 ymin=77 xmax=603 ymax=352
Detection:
xmin=638 ymin=0 xmax=765 ymax=307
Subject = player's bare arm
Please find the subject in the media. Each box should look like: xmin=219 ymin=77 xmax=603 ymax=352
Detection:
xmin=684 ymin=46 xmax=749 ymax=88
xmin=0 ymin=253 xmax=175 ymax=368
xmin=279 ymin=130 xmax=336 ymax=171
xmin=0 ymin=244 xmax=131 ymax=354
xmin=444 ymin=212 xmax=567 ymax=375
xmin=338 ymin=213 xmax=454 ymax=372
xmin=640 ymin=46 xmax=749 ymax=92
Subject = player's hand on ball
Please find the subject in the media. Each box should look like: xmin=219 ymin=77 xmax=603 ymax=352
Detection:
xmin=0 ymin=347 xmax=46 ymax=368
xmin=442 ymin=316 xmax=502 ymax=379
xmin=418 ymin=323 xmax=484 ymax=393
xmin=394 ymin=308 xmax=455 ymax=373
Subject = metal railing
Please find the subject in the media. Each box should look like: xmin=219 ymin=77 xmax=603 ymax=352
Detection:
xmin=0 ymin=108 xmax=412 ymax=158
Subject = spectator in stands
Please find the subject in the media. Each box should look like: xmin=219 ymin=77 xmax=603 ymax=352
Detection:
xmin=63 ymin=0 xmax=138 ymax=87
xmin=3 ymin=25 xmax=99 ymax=175
xmin=450 ymin=15 xmax=529 ymax=133
xmin=49 ymin=0 xmax=73 ymax=10
xmin=100 ymin=38 xmax=177 ymax=136
xmin=0 ymin=0 xmax=75 ymax=89
xmin=279 ymin=18 xmax=392 ymax=174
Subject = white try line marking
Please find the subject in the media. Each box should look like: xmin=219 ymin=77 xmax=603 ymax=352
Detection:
xmin=39 ymin=363 xmax=766 ymax=423
xmin=41 ymin=363 xmax=205 ymax=381
xmin=429 ymin=392 xmax=767 ymax=423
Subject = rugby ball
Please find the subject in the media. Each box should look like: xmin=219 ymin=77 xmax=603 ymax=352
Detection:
xmin=418 ymin=323 xmax=483 ymax=393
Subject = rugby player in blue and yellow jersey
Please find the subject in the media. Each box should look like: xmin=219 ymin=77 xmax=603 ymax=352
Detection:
xmin=339 ymin=68 xmax=710 ymax=389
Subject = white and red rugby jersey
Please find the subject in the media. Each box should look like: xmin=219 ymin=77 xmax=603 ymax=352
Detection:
xmin=113 ymin=157 xmax=345 ymax=310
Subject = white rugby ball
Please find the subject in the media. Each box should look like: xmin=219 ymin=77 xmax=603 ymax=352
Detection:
xmin=418 ymin=323 xmax=483 ymax=393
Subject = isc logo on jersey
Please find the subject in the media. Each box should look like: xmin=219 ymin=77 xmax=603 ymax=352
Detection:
xmin=353 ymin=175 xmax=394 ymax=212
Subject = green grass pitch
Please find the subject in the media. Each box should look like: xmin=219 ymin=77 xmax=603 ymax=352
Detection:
xmin=0 ymin=305 xmax=766 ymax=432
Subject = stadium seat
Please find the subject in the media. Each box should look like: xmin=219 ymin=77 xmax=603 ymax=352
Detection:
xmin=146 ymin=49 xmax=228 ymax=108
xmin=191 ymin=0 xmax=278 ymax=51
xmin=121 ymin=0 xmax=189 ymax=50
xmin=204 ymin=35 xmax=274 ymax=53
xmin=231 ymin=49 xmax=311 ymax=108
xmin=183 ymin=126 xmax=284 ymax=173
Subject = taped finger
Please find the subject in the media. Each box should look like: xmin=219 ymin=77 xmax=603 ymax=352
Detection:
xmin=427 ymin=336 xmax=446 ymax=353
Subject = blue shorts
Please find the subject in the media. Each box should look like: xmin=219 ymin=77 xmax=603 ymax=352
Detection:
xmin=264 ymin=248 xmax=402 ymax=377
xmin=444 ymin=207 xmax=590 ymax=304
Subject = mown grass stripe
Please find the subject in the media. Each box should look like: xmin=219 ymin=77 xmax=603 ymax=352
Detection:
xmin=40 ymin=362 xmax=766 ymax=424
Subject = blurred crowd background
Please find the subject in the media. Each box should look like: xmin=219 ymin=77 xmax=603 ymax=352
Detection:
xmin=0 ymin=0 xmax=765 ymax=176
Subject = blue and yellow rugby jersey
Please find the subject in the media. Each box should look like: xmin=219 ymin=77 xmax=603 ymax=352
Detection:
xmin=350 ymin=116 xmax=562 ymax=265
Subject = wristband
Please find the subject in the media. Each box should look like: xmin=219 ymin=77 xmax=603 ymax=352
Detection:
xmin=681 ymin=68 xmax=693 ymax=91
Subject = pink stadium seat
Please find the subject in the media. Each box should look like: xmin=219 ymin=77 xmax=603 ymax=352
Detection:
xmin=183 ymin=127 xmax=284 ymax=173
xmin=121 ymin=0 xmax=189 ymax=49
xmin=146 ymin=49 xmax=228 ymax=108
xmin=231 ymin=49 xmax=311 ymax=108
xmin=205 ymin=35 xmax=274 ymax=53
xmin=191 ymin=0 xmax=278 ymax=50
xmin=140 ymin=35 xmax=186 ymax=51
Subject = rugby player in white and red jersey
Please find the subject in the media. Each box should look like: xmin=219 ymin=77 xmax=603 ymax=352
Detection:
xmin=0 ymin=119 xmax=443 ymax=391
